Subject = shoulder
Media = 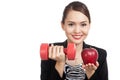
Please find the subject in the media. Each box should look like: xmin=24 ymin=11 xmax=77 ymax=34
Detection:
xmin=91 ymin=45 xmax=107 ymax=57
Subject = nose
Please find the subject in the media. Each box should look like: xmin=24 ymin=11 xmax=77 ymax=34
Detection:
xmin=74 ymin=26 xmax=81 ymax=33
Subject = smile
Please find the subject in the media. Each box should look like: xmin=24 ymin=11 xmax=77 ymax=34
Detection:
xmin=72 ymin=35 xmax=82 ymax=40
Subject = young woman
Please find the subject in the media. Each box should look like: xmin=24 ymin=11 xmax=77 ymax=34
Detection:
xmin=41 ymin=1 xmax=108 ymax=80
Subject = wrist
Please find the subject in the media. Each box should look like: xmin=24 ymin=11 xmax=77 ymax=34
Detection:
xmin=56 ymin=61 xmax=65 ymax=66
xmin=86 ymin=70 xmax=95 ymax=79
xmin=55 ymin=61 xmax=65 ymax=77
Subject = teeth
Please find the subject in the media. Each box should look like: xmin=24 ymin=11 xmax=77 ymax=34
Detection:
xmin=73 ymin=35 xmax=81 ymax=38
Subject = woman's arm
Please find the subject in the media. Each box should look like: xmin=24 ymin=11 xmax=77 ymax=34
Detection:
xmin=41 ymin=60 xmax=51 ymax=80
xmin=41 ymin=60 xmax=65 ymax=80
xmin=55 ymin=61 xmax=65 ymax=77
xmin=89 ymin=49 xmax=108 ymax=80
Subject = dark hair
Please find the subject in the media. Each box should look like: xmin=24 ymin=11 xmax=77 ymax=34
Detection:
xmin=61 ymin=1 xmax=91 ymax=24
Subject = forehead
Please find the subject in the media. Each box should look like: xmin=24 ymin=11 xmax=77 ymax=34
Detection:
xmin=65 ymin=10 xmax=89 ymax=22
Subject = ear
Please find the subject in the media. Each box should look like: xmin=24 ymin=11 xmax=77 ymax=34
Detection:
xmin=61 ymin=22 xmax=65 ymax=31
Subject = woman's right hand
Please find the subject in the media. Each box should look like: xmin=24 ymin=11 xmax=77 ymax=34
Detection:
xmin=48 ymin=44 xmax=66 ymax=63
xmin=49 ymin=44 xmax=66 ymax=77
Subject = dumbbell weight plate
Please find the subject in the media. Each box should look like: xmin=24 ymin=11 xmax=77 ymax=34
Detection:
xmin=40 ymin=43 xmax=49 ymax=60
xmin=67 ymin=43 xmax=76 ymax=60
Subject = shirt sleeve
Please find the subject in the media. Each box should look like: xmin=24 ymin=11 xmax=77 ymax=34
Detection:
xmin=40 ymin=60 xmax=64 ymax=80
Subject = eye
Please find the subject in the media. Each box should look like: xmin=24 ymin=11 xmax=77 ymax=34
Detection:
xmin=81 ymin=23 xmax=87 ymax=27
xmin=68 ymin=23 xmax=74 ymax=26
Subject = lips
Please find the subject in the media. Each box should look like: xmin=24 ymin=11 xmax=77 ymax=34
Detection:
xmin=72 ymin=35 xmax=82 ymax=40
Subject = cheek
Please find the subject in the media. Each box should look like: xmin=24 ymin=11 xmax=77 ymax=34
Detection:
xmin=65 ymin=28 xmax=73 ymax=34
xmin=83 ymin=30 xmax=89 ymax=35
xmin=83 ymin=27 xmax=90 ymax=35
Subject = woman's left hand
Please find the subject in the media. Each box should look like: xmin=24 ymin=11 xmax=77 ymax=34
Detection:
xmin=82 ymin=61 xmax=99 ymax=79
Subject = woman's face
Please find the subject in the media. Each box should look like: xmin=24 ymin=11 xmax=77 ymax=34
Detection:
xmin=62 ymin=10 xmax=90 ymax=44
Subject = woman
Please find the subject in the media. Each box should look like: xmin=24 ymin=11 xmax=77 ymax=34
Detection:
xmin=41 ymin=1 xmax=108 ymax=80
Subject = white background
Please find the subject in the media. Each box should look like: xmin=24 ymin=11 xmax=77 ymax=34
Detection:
xmin=0 ymin=0 xmax=120 ymax=80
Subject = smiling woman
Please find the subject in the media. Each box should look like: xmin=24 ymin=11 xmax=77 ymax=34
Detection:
xmin=61 ymin=10 xmax=90 ymax=44
xmin=40 ymin=1 xmax=108 ymax=80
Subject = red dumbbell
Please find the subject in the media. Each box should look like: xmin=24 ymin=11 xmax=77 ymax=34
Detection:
xmin=40 ymin=43 xmax=76 ymax=60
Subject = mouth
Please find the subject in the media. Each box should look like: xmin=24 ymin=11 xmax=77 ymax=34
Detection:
xmin=72 ymin=35 xmax=82 ymax=40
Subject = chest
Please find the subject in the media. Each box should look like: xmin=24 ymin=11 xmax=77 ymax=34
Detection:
xmin=66 ymin=57 xmax=83 ymax=66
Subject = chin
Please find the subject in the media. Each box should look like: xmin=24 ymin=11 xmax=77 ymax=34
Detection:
xmin=74 ymin=41 xmax=83 ymax=45
xmin=67 ymin=37 xmax=84 ymax=44
xmin=69 ymin=39 xmax=83 ymax=44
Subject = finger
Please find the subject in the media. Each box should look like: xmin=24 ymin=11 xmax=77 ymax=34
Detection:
xmin=49 ymin=44 xmax=54 ymax=58
xmin=51 ymin=44 xmax=54 ymax=46
xmin=92 ymin=61 xmax=99 ymax=70
xmin=85 ymin=63 xmax=93 ymax=70
xmin=88 ymin=63 xmax=92 ymax=69
xmin=56 ymin=46 xmax=60 ymax=54
xmin=82 ymin=64 xmax=85 ymax=68
xmin=56 ymin=46 xmax=60 ymax=57
xmin=91 ymin=64 xmax=97 ymax=70
xmin=88 ymin=63 xmax=96 ymax=70
xmin=91 ymin=62 xmax=99 ymax=70
xmin=59 ymin=46 xmax=64 ymax=53
xmin=52 ymin=45 xmax=57 ymax=59
xmin=58 ymin=46 xmax=64 ymax=56
xmin=84 ymin=64 xmax=89 ymax=70
xmin=96 ymin=61 xmax=99 ymax=67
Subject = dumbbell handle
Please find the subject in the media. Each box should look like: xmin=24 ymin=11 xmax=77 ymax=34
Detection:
xmin=40 ymin=43 xmax=75 ymax=60
xmin=64 ymin=48 xmax=68 ymax=54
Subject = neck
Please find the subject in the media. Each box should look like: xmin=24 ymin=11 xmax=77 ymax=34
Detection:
xmin=75 ymin=42 xmax=83 ymax=51
xmin=75 ymin=42 xmax=83 ymax=59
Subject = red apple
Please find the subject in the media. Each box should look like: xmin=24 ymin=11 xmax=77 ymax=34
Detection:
xmin=81 ymin=48 xmax=98 ymax=65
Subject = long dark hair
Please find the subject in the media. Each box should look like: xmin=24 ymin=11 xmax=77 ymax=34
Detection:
xmin=61 ymin=1 xmax=91 ymax=24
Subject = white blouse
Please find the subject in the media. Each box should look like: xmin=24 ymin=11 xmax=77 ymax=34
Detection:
xmin=64 ymin=63 xmax=85 ymax=80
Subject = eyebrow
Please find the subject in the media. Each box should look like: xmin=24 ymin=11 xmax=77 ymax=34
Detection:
xmin=67 ymin=21 xmax=87 ymax=23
